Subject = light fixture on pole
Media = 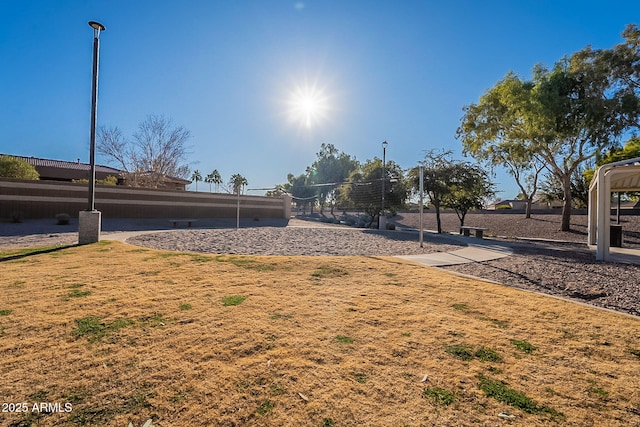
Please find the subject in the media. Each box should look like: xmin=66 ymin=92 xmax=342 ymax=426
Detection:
xmin=380 ymin=140 xmax=388 ymax=230
xmin=79 ymin=20 xmax=105 ymax=245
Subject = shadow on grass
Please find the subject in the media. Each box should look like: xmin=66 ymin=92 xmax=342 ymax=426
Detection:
xmin=0 ymin=244 xmax=78 ymax=263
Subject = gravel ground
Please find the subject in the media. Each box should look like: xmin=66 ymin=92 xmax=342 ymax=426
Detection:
xmin=126 ymin=226 xmax=464 ymax=256
xmin=0 ymin=218 xmax=289 ymax=249
xmin=390 ymin=211 xmax=640 ymax=316
xmin=389 ymin=210 xmax=640 ymax=246
xmin=443 ymin=241 xmax=640 ymax=316
xmin=2 ymin=212 xmax=639 ymax=316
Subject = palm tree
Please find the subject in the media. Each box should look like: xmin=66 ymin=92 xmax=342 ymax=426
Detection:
xmin=191 ymin=169 xmax=202 ymax=191
xmin=230 ymin=173 xmax=248 ymax=195
xmin=205 ymin=169 xmax=222 ymax=193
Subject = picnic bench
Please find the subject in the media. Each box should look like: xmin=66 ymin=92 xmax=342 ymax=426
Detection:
xmin=460 ymin=226 xmax=487 ymax=238
xmin=169 ymin=219 xmax=198 ymax=228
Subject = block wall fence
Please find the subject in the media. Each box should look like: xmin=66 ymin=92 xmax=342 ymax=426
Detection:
xmin=0 ymin=179 xmax=292 ymax=220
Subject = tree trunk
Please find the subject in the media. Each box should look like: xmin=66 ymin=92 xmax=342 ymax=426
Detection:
xmin=458 ymin=212 xmax=466 ymax=227
xmin=455 ymin=208 xmax=466 ymax=226
xmin=561 ymin=174 xmax=572 ymax=231
xmin=525 ymin=197 xmax=533 ymax=219
xmin=367 ymin=211 xmax=376 ymax=228
xmin=434 ymin=201 xmax=443 ymax=234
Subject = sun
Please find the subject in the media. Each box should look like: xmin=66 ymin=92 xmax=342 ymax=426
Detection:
xmin=287 ymin=83 xmax=330 ymax=129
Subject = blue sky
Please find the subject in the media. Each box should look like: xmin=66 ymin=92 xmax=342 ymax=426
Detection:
xmin=1 ymin=1 xmax=638 ymax=199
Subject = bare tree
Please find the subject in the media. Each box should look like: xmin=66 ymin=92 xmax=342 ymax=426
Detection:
xmin=98 ymin=115 xmax=191 ymax=188
xmin=97 ymin=126 xmax=129 ymax=171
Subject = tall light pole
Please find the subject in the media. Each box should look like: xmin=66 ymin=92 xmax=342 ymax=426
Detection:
xmin=380 ymin=140 xmax=388 ymax=230
xmin=419 ymin=164 xmax=424 ymax=247
xmin=79 ymin=20 xmax=105 ymax=245
xmin=87 ymin=20 xmax=105 ymax=211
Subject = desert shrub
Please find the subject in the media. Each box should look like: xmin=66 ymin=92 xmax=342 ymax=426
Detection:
xmin=73 ymin=175 xmax=118 ymax=185
xmin=56 ymin=213 xmax=71 ymax=225
xmin=10 ymin=211 xmax=24 ymax=223
xmin=99 ymin=175 xmax=118 ymax=185
xmin=0 ymin=156 xmax=39 ymax=180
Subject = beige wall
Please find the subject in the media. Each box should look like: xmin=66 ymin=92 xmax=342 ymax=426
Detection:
xmin=0 ymin=179 xmax=291 ymax=220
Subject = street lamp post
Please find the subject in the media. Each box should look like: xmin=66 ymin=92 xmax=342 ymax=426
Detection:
xmin=380 ymin=140 xmax=388 ymax=230
xmin=419 ymin=164 xmax=424 ymax=247
xmin=87 ymin=20 xmax=104 ymax=211
xmin=79 ymin=20 xmax=105 ymax=245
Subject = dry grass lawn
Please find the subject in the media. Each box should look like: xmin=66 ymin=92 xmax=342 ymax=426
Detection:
xmin=1 ymin=241 xmax=639 ymax=427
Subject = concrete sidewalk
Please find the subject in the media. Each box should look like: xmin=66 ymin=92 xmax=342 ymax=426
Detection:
xmin=395 ymin=243 xmax=513 ymax=267
xmin=389 ymin=227 xmax=513 ymax=267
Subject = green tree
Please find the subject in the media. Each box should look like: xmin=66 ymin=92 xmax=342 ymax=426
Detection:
xmin=205 ymin=169 xmax=222 ymax=192
xmin=572 ymin=165 xmax=592 ymax=208
xmin=458 ymin=27 xmax=640 ymax=231
xmin=595 ymin=137 xmax=640 ymax=168
xmin=539 ymin=164 xmax=591 ymax=208
xmin=265 ymin=184 xmax=288 ymax=197
xmin=309 ymin=143 xmax=358 ymax=215
xmin=0 ymin=156 xmax=39 ymax=180
xmin=597 ymin=24 xmax=640 ymax=127
xmin=286 ymin=173 xmax=317 ymax=214
xmin=229 ymin=173 xmax=248 ymax=195
xmin=337 ymin=158 xmax=407 ymax=228
xmin=191 ymin=169 xmax=202 ymax=191
xmin=456 ymin=74 xmax=545 ymax=218
xmin=408 ymin=150 xmax=453 ymax=234
xmin=409 ymin=151 xmax=493 ymax=232
xmin=584 ymin=136 xmax=640 ymax=201
xmin=442 ymin=163 xmax=495 ymax=226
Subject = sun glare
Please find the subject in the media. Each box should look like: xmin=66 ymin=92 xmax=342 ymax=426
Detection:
xmin=287 ymin=83 xmax=330 ymax=129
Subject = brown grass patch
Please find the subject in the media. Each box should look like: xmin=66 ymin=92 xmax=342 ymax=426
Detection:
xmin=1 ymin=241 xmax=639 ymax=426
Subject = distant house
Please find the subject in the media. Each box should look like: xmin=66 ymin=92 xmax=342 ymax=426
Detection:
xmin=10 ymin=155 xmax=124 ymax=183
xmin=487 ymin=199 xmax=528 ymax=210
xmin=531 ymin=199 xmax=564 ymax=209
xmin=488 ymin=198 xmax=569 ymax=210
xmin=4 ymin=155 xmax=191 ymax=191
